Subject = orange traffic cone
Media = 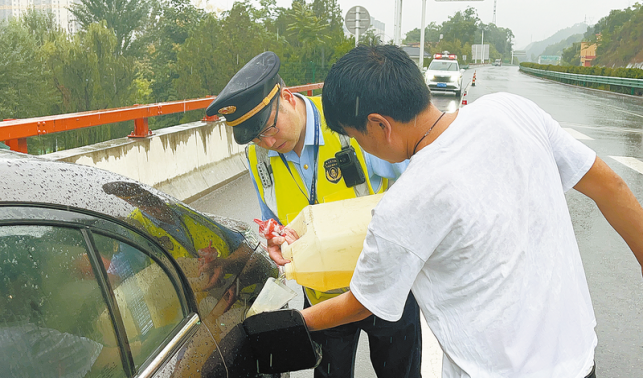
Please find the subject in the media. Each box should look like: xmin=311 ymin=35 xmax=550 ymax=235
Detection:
xmin=461 ymin=92 xmax=468 ymax=106
xmin=472 ymin=71 xmax=477 ymax=86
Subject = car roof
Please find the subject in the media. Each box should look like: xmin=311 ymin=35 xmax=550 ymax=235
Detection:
xmin=1 ymin=149 xmax=155 ymax=218
xmin=0 ymin=150 xmax=236 ymax=241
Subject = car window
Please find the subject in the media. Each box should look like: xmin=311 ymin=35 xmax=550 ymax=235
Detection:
xmin=428 ymin=60 xmax=459 ymax=71
xmin=0 ymin=225 xmax=127 ymax=378
xmin=93 ymin=233 xmax=183 ymax=371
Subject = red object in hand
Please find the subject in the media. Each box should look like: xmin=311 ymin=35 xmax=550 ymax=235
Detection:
xmin=254 ymin=218 xmax=285 ymax=240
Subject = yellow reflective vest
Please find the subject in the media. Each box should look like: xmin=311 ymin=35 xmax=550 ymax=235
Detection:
xmin=247 ymin=96 xmax=386 ymax=304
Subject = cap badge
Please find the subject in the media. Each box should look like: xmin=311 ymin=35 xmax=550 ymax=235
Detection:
xmin=218 ymin=106 xmax=237 ymax=115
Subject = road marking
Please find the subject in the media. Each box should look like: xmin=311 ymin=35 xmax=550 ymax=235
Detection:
xmin=603 ymin=104 xmax=643 ymax=119
xmin=421 ymin=317 xmax=442 ymax=378
xmin=610 ymin=156 xmax=643 ymax=175
xmin=563 ymin=128 xmax=593 ymax=140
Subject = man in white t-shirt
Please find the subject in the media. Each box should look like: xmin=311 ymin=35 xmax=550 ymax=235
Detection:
xmin=296 ymin=45 xmax=643 ymax=377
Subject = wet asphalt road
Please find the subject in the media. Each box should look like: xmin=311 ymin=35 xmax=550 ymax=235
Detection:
xmin=190 ymin=65 xmax=643 ymax=377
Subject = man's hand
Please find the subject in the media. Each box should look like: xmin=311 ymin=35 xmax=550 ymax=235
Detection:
xmin=267 ymin=227 xmax=299 ymax=266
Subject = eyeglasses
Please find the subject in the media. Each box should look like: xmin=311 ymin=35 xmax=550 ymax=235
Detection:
xmin=255 ymin=95 xmax=280 ymax=141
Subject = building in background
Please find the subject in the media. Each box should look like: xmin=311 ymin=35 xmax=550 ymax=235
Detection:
xmin=580 ymin=42 xmax=597 ymax=67
xmin=344 ymin=17 xmax=386 ymax=43
xmin=371 ymin=17 xmax=385 ymax=41
xmin=401 ymin=46 xmax=431 ymax=63
xmin=0 ymin=0 xmax=77 ymax=33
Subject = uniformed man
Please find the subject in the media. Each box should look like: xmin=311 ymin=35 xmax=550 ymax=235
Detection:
xmin=206 ymin=51 xmax=422 ymax=378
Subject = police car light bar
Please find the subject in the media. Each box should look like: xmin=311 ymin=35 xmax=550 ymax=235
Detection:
xmin=434 ymin=53 xmax=457 ymax=60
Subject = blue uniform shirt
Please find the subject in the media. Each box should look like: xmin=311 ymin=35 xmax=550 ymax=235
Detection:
xmin=249 ymin=94 xmax=408 ymax=222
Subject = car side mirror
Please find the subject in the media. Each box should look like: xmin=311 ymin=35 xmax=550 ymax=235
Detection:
xmin=460 ymin=69 xmax=465 ymax=74
xmin=244 ymin=309 xmax=321 ymax=374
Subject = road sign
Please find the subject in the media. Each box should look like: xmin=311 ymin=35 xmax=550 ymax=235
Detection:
xmin=472 ymin=44 xmax=489 ymax=62
xmin=345 ymin=6 xmax=371 ymax=35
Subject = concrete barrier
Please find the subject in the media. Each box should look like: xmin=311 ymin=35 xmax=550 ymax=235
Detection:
xmin=43 ymin=120 xmax=247 ymax=202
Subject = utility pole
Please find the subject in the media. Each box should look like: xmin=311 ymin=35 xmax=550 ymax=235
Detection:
xmin=481 ymin=29 xmax=485 ymax=63
xmin=355 ymin=6 xmax=361 ymax=47
xmin=394 ymin=0 xmax=403 ymax=45
xmin=419 ymin=0 xmax=426 ymax=68
xmin=492 ymin=0 xmax=497 ymax=25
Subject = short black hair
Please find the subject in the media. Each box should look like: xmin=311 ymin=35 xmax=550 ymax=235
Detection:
xmin=322 ymin=45 xmax=431 ymax=135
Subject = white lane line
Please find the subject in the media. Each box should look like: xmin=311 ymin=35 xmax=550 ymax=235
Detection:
xmin=610 ymin=156 xmax=643 ymax=175
xmin=421 ymin=317 xmax=442 ymax=378
xmin=563 ymin=128 xmax=594 ymax=140
xmin=603 ymin=104 xmax=643 ymax=119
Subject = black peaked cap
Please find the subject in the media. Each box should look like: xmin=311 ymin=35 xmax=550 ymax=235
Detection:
xmin=206 ymin=52 xmax=281 ymax=144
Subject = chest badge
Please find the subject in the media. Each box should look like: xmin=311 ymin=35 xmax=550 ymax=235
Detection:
xmin=324 ymin=158 xmax=342 ymax=184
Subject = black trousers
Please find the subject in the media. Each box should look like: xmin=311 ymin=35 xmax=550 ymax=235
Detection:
xmin=584 ymin=364 xmax=596 ymax=378
xmin=304 ymin=291 xmax=422 ymax=378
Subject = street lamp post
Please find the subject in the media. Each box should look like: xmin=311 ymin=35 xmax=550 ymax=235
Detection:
xmin=355 ymin=7 xmax=361 ymax=47
xmin=419 ymin=0 xmax=427 ymax=68
xmin=480 ymin=28 xmax=485 ymax=64
xmin=394 ymin=0 xmax=403 ymax=45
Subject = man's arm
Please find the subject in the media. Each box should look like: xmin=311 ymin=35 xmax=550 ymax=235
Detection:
xmin=301 ymin=291 xmax=372 ymax=331
xmin=573 ymin=157 xmax=643 ymax=275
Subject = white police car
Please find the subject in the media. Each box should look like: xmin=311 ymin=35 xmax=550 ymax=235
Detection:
xmin=425 ymin=52 xmax=464 ymax=97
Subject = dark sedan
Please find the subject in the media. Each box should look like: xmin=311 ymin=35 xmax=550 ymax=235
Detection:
xmin=0 ymin=149 xmax=317 ymax=378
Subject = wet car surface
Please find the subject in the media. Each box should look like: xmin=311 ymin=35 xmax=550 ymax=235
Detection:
xmin=0 ymin=149 xmax=317 ymax=377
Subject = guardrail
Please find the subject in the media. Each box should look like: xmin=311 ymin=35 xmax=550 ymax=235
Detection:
xmin=520 ymin=66 xmax=643 ymax=95
xmin=0 ymin=83 xmax=324 ymax=153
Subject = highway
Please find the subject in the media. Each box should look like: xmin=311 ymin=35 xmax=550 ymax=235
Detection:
xmin=190 ymin=65 xmax=643 ymax=377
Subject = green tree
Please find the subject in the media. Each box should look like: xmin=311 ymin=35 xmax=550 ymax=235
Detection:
xmin=172 ymin=2 xmax=285 ymax=123
xmin=561 ymin=42 xmax=581 ymax=66
xmin=478 ymin=23 xmax=514 ymax=58
xmin=20 ymin=9 xmax=63 ymax=47
xmin=404 ymin=22 xmax=441 ymax=44
xmin=139 ymin=0 xmax=206 ymax=105
xmin=40 ymin=22 xmax=137 ymax=151
xmin=311 ymin=0 xmax=345 ymax=68
xmin=286 ymin=1 xmax=330 ymax=61
xmin=441 ymin=7 xmax=480 ymax=46
xmin=49 ymin=22 xmax=136 ymax=112
xmin=254 ymin=0 xmax=278 ymax=28
xmin=0 ymin=19 xmax=58 ymax=120
xmin=542 ymin=33 xmax=584 ymax=56
xmin=172 ymin=14 xmax=223 ymax=103
xmin=69 ymin=0 xmax=151 ymax=55
xmin=359 ymin=29 xmax=383 ymax=45
xmin=591 ymin=3 xmax=643 ymax=66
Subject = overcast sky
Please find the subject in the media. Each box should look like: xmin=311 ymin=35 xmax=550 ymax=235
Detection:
xmin=204 ymin=0 xmax=636 ymax=49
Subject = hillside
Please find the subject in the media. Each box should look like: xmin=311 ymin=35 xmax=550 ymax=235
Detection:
xmin=523 ymin=23 xmax=589 ymax=62
xmin=541 ymin=33 xmax=584 ymax=56
xmin=592 ymin=5 xmax=643 ymax=67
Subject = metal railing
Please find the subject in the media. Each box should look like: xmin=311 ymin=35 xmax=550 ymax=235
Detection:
xmin=0 ymin=83 xmax=324 ymax=153
xmin=520 ymin=66 xmax=643 ymax=94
